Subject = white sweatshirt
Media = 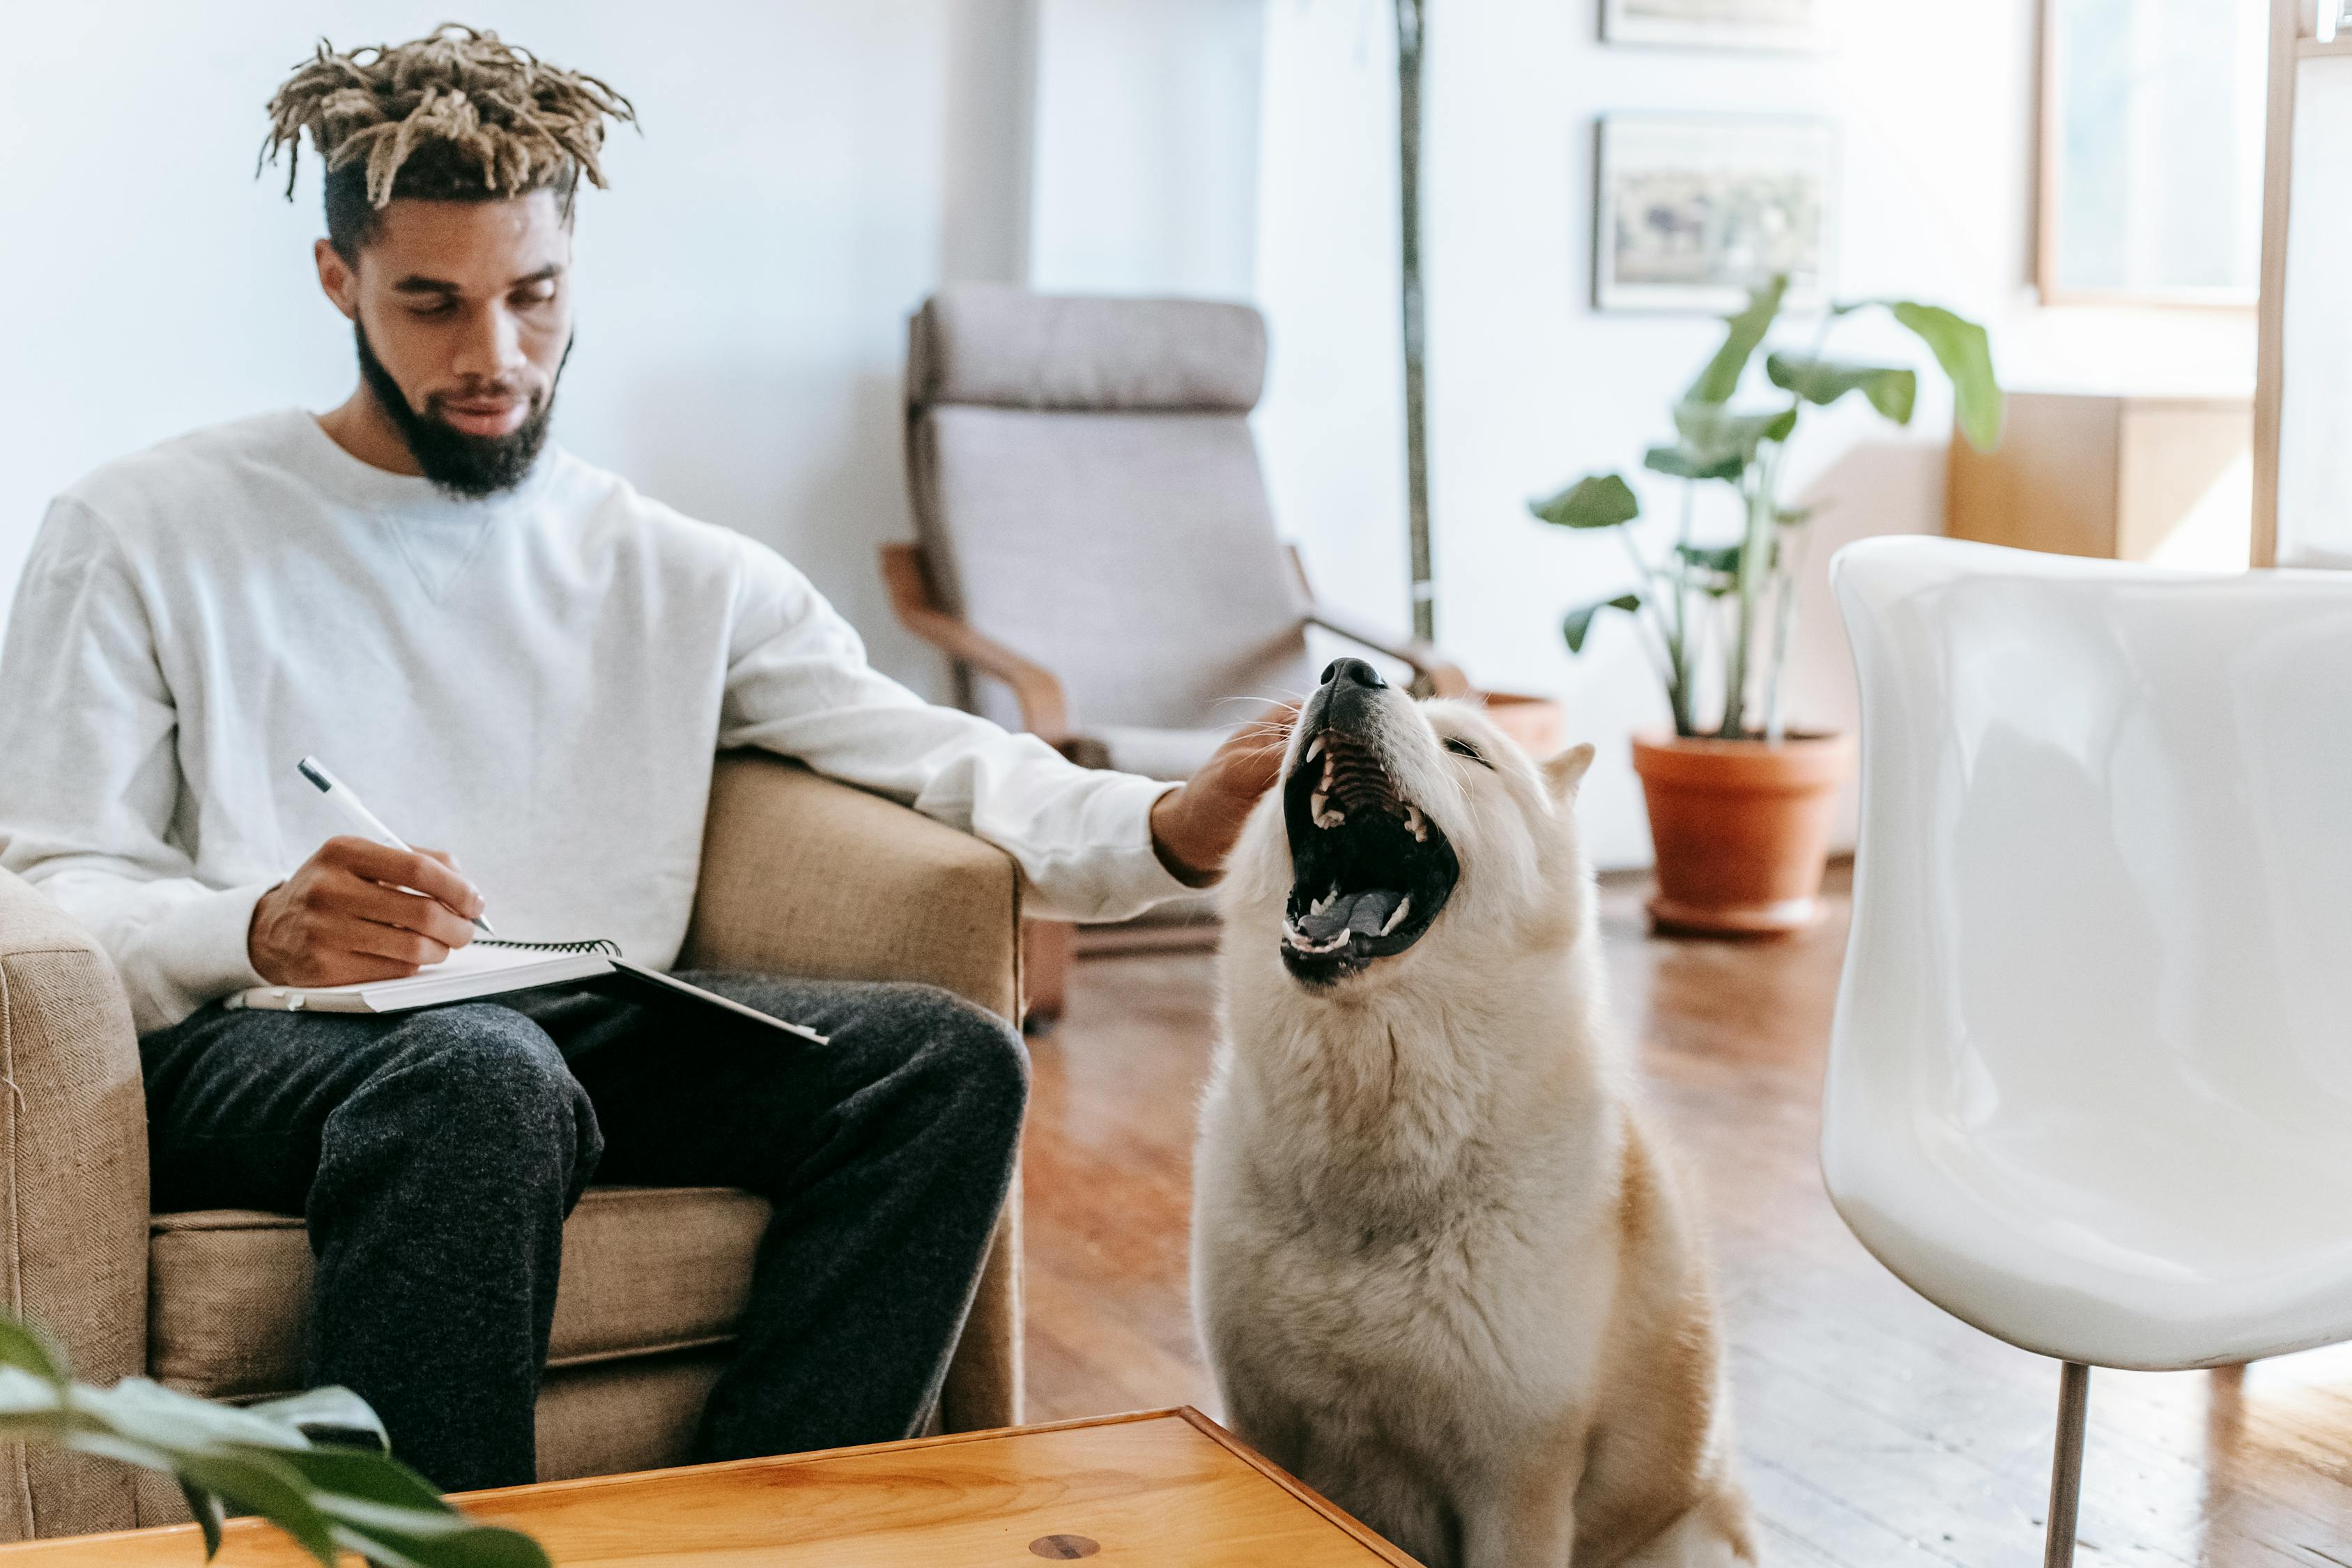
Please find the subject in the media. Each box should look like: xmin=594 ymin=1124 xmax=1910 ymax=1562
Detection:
xmin=0 ymin=410 xmax=1186 ymax=1033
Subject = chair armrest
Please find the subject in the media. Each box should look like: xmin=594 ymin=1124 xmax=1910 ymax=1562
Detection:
xmin=676 ymin=755 xmax=1027 ymax=1430
xmin=1305 ymin=603 xmax=1473 ymax=698
xmin=679 ymin=753 xmax=1022 ymax=1022
xmin=0 ymin=870 xmax=148 ymax=1537
xmin=879 ymin=544 xmax=1073 ymax=741
xmin=1284 ymin=544 xmax=1470 ymax=698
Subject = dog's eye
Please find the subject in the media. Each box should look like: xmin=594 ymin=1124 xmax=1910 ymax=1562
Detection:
xmin=1443 ymin=737 xmax=1489 ymax=766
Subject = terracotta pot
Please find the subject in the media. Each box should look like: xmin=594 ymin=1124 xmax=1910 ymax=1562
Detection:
xmin=1629 ymin=730 xmax=1855 ymax=936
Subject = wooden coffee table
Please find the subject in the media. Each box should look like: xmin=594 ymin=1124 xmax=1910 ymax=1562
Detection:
xmin=0 ymin=1408 xmax=1416 ymax=1566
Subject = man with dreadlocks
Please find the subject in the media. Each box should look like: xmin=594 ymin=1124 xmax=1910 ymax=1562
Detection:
xmin=0 ymin=26 xmax=1278 ymax=1491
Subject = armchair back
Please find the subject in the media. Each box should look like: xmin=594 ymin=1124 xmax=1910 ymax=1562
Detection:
xmin=904 ymin=286 xmax=1317 ymax=737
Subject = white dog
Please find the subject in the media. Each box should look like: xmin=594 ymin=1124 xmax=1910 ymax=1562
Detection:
xmin=1192 ymin=659 xmax=1754 ymax=1568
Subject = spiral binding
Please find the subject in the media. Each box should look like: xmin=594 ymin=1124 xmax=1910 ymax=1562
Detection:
xmin=479 ymin=937 xmax=622 ymax=958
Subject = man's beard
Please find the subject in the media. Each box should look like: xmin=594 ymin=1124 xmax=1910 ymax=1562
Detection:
xmin=354 ymin=325 xmax=569 ymax=499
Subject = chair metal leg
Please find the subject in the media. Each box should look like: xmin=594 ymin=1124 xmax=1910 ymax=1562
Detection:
xmin=2043 ymin=1361 xmax=2091 ymax=1567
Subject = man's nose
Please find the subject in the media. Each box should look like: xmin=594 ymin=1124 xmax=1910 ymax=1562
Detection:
xmin=1321 ymin=657 xmax=1388 ymax=691
xmin=453 ymin=305 xmax=528 ymax=383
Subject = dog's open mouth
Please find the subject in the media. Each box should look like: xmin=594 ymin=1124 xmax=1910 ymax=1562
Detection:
xmin=1281 ymin=723 xmax=1459 ymax=983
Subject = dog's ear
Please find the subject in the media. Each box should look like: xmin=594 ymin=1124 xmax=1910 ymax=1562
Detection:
xmin=1542 ymin=742 xmax=1597 ymax=802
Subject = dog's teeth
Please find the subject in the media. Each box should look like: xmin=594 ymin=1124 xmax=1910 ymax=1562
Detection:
xmin=1404 ymin=804 xmax=1428 ymax=842
xmin=1305 ymin=737 xmax=1325 ymax=764
xmin=1311 ymin=790 xmax=1327 ymax=818
xmin=1380 ymin=896 xmax=1412 ymax=937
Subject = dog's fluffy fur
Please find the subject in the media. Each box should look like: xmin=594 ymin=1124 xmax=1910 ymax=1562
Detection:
xmin=1193 ymin=675 xmax=1755 ymax=1568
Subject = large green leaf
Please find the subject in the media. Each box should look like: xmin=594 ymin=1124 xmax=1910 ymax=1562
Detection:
xmin=0 ymin=1320 xmax=66 ymax=1386
xmin=1563 ymin=593 xmax=1643 ymax=654
xmin=1765 ymin=354 xmax=1917 ymax=424
xmin=251 ymin=1386 xmax=391 ymax=1448
xmin=0 ymin=1319 xmax=551 ymax=1568
xmin=1889 ymin=301 xmax=2004 ymax=450
xmin=1686 ymin=274 xmax=1789 ymax=406
xmin=1672 ymin=401 xmax=1797 ymax=470
xmin=1529 ymin=472 xmax=1639 ymax=530
xmin=1642 ymin=443 xmax=1743 ymax=482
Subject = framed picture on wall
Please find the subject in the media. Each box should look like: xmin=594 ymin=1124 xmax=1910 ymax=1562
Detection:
xmin=1594 ymin=114 xmax=1837 ymax=314
xmin=1601 ymin=0 xmax=1824 ymax=51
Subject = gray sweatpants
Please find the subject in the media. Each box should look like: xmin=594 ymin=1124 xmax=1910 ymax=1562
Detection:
xmin=137 ymin=971 xmax=1028 ymax=1491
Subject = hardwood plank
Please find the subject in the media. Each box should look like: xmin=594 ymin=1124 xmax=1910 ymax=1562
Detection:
xmin=1024 ymin=867 xmax=2352 ymax=1563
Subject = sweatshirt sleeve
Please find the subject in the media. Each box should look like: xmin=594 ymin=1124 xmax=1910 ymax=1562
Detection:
xmin=0 ymin=500 xmax=270 ymax=1034
xmin=714 ymin=539 xmax=1192 ymax=923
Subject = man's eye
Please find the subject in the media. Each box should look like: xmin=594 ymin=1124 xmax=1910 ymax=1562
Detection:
xmin=409 ymin=299 xmax=456 ymax=318
xmin=1444 ymin=737 xmax=1487 ymax=765
xmin=515 ymin=287 xmax=557 ymax=307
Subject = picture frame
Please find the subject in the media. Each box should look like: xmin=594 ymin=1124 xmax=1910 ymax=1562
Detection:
xmin=1600 ymin=0 xmax=1825 ymax=52
xmin=1593 ymin=113 xmax=1838 ymax=315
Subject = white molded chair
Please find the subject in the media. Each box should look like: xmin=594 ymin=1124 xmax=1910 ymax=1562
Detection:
xmin=1827 ymin=537 xmax=2352 ymax=1566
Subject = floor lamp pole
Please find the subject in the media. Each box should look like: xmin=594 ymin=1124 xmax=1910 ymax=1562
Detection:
xmin=1394 ymin=0 xmax=1434 ymax=643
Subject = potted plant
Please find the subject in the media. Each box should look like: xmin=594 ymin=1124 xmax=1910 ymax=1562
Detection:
xmin=1530 ymin=275 xmax=2002 ymax=934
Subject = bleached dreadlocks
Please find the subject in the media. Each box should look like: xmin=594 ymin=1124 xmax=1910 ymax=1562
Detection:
xmin=259 ymin=24 xmax=636 ymax=257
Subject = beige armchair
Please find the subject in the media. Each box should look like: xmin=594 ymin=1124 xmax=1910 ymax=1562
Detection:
xmin=0 ymin=753 xmax=1024 ymax=1541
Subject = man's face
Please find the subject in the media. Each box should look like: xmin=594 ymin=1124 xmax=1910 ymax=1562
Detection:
xmin=316 ymin=191 xmax=574 ymax=495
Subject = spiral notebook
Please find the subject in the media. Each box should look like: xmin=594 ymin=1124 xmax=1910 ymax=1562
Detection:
xmin=223 ymin=938 xmax=828 ymax=1043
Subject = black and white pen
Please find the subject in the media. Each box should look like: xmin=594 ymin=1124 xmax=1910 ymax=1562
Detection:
xmin=295 ymin=755 xmax=497 ymax=936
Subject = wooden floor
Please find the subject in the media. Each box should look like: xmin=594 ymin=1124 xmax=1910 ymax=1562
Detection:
xmin=1021 ymin=868 xmax=2352 ymax=1567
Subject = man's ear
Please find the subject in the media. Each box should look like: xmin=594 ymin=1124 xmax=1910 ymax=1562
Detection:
xmin=314 ymin=238 xmax=360 ymax=323
xmin=1542 ymin=742 xmax=1597 ymax=802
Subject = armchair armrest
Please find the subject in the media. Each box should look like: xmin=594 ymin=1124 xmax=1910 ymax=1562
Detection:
xmin=675 ymin=753 xmax=1025 ymax=1430
xmin=1285 ymin=546 xmax=1470 ymax=697
xmin=0 ymin=870 xmax=148 ymax=1537
xmin=880 ymin=544 xmax=1072 ymax=742
xmin=679 ymin=751 xmax=1022 ymax=1024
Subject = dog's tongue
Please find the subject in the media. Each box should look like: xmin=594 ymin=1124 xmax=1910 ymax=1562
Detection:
xmin=1296 ymin=888 xmax=1404 ymax=943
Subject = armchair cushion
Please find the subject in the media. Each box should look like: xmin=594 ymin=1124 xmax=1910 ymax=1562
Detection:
xmin=148 ymin=1187 xmax=769 ymax=1402
xmin=913 ymin=406 xmax=1316 ymax=736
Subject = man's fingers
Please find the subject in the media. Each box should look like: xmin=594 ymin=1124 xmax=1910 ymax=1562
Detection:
xmin=315 ymin=870 xmax=476 ymax=949
xmin=322 ymin=836 xmax=484 ymax=919
xmin=337 ymin=918 xmax=452 ymax=969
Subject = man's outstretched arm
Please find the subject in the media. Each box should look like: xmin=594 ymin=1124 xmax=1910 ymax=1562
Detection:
xmin=715 ymin=541 xmax=1287 ymax=921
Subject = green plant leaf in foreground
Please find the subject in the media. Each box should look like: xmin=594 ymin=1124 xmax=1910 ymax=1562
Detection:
xmin=0 ymin=1343 xmax=550 ymax=1568
xmin=1564 ymin=593 xmax=1643 ymax=654
xmin=0 ymin=1318 xmax=68 ymax=1386
xmin=1686 ymin=273 xmax=1789 ymax=406
xmin=1765 ymin=353 xmax=1917 ymax=424
xmin=1530 ymin=472 xmax=1640 ymax=530
xmin=1889 ymin=301 xmax=2004 ymax=450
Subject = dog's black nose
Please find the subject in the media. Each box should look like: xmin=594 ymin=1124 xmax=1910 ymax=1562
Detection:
xmin=1321 ymin=657 xmax=1388 ymax=691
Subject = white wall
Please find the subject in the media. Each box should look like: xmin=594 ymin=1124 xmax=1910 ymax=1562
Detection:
xmin=0 ymin=0 xmax=1027 ymax=700
xmin=1029 ymin=0 xmax=1267 ymax=296
xmin=1254 ymin=0 xmax=2258 ymax=868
